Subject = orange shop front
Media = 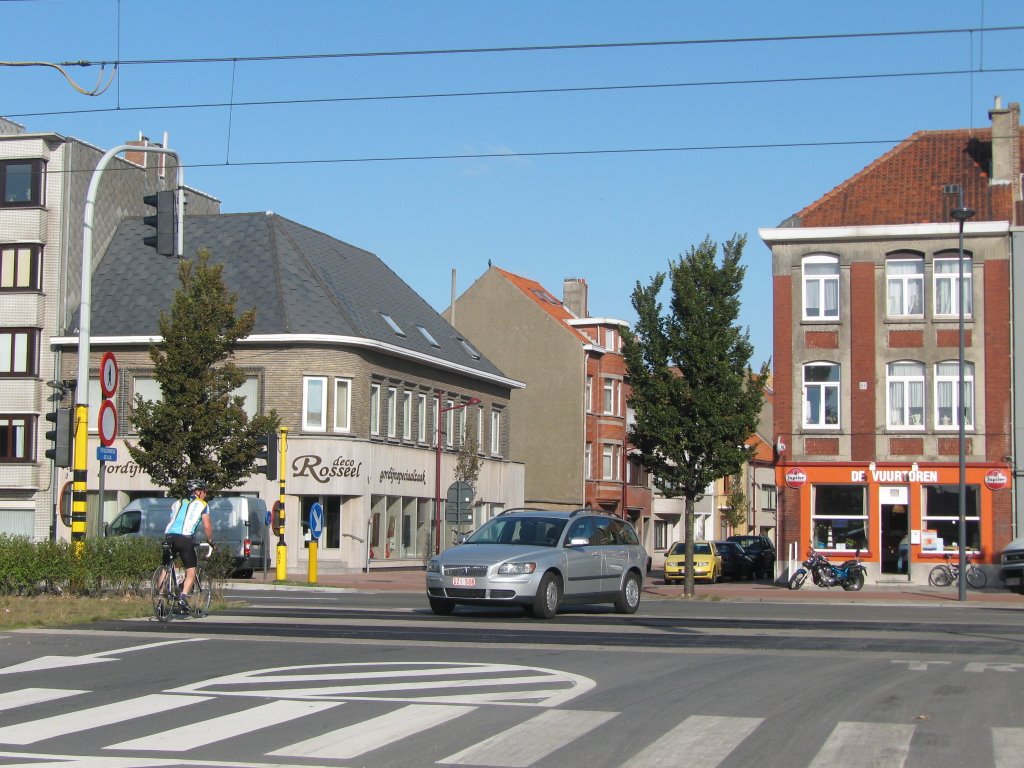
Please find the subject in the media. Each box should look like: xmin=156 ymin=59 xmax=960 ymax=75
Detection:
xmin=777 ymin=462 xmax=1012 ymax=584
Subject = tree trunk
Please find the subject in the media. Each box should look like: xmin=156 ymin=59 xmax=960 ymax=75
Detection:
xmin=684 ymin=495 xmax=696 ymax=597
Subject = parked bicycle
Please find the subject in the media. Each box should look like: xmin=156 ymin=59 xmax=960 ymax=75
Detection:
xmin=928 ymin=552 xmax=987 ymax=589
xmin=152 ymin=541 xmax=213 ymax=621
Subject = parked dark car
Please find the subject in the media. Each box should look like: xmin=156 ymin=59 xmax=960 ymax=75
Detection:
xmin=713 ymin=541 xmax=756 ymax=580
xmin=1000 ymin=535 xmax=1024 ymax=588
xmin=726 ymin=534 xmax=776 ymax=579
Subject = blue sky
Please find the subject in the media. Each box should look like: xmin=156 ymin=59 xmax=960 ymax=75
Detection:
xmin=3 ymin=0 xmax=1023 ymax=366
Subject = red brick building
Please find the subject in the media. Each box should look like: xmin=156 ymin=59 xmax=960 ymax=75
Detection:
xmin=760 ymin=99 xmax=1022 ymax=584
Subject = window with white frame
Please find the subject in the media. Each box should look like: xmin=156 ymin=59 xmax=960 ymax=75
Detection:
xmin=933 ymin=254 xmax=973 ymax=318
xmin=802 ymin=254 xmax=840 ymax=320
xmin=431 ymin=398 xmax=439 ymax=446
xmin=0 ymin=244 xmax=41 ymax=291
xmin=886 ymin=361 xmax=925 ymax=429
xmin=369 ymin=383 xmax=381 ymax=435
xmin=386 ymin=387 xmax=397 ymax=438
xmin=602 ymin=444 xmax=620 ymax=480
xmin=417 ymin=393 xmax=427 ymax=442
xmin=803 ymin=362 xmax=840 ymax=428
xmin=476 ymin=406 xmax=484 ymax=453
xmin=444 ymin=400 xmax=454 ymax=447
xmin=0 ymin=328 xmax=37 ymax=376
xmin=402 ymin=391 xmax=412 ymax=440
xmin=762 ymin=484 xmax=777 ymax=512
xmin=586 ymin=375 xmax=593 ymax=412
xmin=812 ymin=485 xmax=867 ymax=551
xmin=654 ymin=519 xmax=669 ymax=550
xmin=490 ymin=409 xmax=501 ymax=455
xmin=303 ymin=376 xmax=327 ymax=431
xmin=334 ymin=378 xmax=351 ymax=432
xmin=585 ymin=443 xmax=592 ymax=479
xmin=886 ymin=255 xmax=924 ymax=317
xmin=935 ymin=360 xmax=974 ymax=429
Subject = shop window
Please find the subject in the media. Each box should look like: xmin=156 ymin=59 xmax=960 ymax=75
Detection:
xmin=803 ymin=362 xmax=840 ymax=428
xmin=0 ymin=328 xmax=38 ymax=377
xmin=935 ymin=361 xmax=974 ymax=430
xmin=811 ymin=485 xmax=867 ymax=552
xmin=0 ymin=244 xmax=42 ymax=291
xmin=0 ymin=415 xmax=31 ymax=462
xmin=886 ymin=255 xmax=924 ymax=317
xmin=922 ymin=484 xmax=980 ymax=551
xmin=887 ymin=361 xmax=925 ymax=429
xmin=802 ymin=254 xmax=839 ymax=320
xmin=933 ymin=254 xmax=972 ymax=318
xmin=0 ymin=159 xmax=44 ymax=207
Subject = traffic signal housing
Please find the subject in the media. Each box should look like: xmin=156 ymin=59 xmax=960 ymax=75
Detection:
xmin=44 ymin=407 xmax=74 ymax=468
xmin=142 ymin=189 xmax=177 ymax=257
xmin=255 ymin=431 xmax=278 ymax=481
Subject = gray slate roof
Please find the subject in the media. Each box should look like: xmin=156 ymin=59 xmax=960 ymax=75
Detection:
xmin=87 ymin=212 xmax=510 ymax=381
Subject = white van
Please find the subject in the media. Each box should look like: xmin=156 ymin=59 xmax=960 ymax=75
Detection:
xmin=105 ymin=496 xmax=268 ymax=578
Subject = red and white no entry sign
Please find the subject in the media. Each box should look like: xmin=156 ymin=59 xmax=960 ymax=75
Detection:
xmin=98 ymin=399 xmax=118 ymax=447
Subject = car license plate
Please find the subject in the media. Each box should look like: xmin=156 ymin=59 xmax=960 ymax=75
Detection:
xmin=451 ymin=577 xmax=476 ymax=587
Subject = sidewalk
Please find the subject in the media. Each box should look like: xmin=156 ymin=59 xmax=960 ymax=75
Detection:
xmin=237 ymin=567 xmax=1024 ymax=605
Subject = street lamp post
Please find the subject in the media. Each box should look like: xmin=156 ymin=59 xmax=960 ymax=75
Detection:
xmin=435 ymin=393 xmax=481 ymax=555
xmin=947 ymin=186 xmax=975 ymax=602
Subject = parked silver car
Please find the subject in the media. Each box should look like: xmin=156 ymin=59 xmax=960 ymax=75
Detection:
xmin=426 ymin=508 xmax=648 ymax=618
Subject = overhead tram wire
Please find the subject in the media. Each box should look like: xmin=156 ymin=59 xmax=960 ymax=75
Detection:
xmin=7 ymin=65 xmax=1024 ymax=120
xmin=56 ymin=24 xmax=1024 ymax=67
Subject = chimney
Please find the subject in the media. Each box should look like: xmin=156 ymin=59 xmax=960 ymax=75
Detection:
xmin=988 ymin=97 xmax=1022 ymax=205
xmin=563 ymin=277 xmax=588 ymax=318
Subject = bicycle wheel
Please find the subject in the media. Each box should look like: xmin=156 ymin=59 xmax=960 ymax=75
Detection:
xmin=965 ymin=565 xmax=987 ymax=589
xmin=928 ymin=565 xmax=952 ymax=587
xmin=189 ymin=568 xmax=213 ymax=617
xmin=151 ymin=565 xmax=172 ymax=622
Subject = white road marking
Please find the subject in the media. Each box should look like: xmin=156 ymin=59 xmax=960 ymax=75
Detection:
xmin=0 ymin=694 xmax=210 ymax=745
xmin=440 ymin=709 xmax=617 ymax=767
xmin=809 ymin=722 xmax=914 ymax=768
xmin=0 ymin=639 xmax=205 ymax=675
xmin=270 ymin=703 xmax=474 ymax=759
xmin=107 ymin=699 xmax=339 ymax=752
xmin=993 ymin=727 xmax=1024 ymax=768
xmin=0 ymin=688 xmax=86 ymax=711
xmin=619 ymin=715 xmax=764 ymax=768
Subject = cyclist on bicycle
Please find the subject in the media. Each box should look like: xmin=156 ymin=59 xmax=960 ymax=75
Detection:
xmin=164 ymin=479 xmax=213 ymax=614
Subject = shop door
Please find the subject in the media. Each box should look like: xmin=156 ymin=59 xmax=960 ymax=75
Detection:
xmin=879 ymin=485 xmax=909 ymax=576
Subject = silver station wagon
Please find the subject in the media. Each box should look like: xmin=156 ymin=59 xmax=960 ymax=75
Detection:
xmin=426 ymin=508 xmax=648 ymax=619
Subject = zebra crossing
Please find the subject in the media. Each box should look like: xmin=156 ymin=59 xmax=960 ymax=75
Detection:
xmin=0 ymin=685 xmax=1020 ymax=767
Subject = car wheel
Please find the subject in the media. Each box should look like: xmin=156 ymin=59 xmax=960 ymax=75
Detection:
xmin=531 ymin=572 xmax=562 ymax=619
xmin=614 ymin=572 xmax=642 ymax=614
xmin=428 ymin=596 xmax=456 ymax=615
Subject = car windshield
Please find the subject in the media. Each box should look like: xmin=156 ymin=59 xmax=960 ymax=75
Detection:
xmin=465 ymin=516 xmax=567 ymax=547
xmin=668 ymin=542 xmax=712 ymax=556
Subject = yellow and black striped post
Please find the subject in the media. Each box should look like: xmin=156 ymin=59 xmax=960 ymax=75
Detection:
xmin=70 ymin=404 xmax=89 ymax=553
xmin=275 ymin=427 xmax=288 ymax=581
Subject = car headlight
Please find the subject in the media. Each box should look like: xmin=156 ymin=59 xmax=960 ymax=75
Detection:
xmin=497 ymin=562 xmax=537 ymax=575
xmin=426 ymin=558 xmax=441 ymax=573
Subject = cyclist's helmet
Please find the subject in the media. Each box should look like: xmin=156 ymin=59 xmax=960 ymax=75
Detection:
xmin=186 ymin=479 xmax=208 ymax=494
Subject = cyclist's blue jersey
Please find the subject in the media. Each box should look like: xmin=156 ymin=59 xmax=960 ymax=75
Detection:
xmin=165 ymin=496 xmax=208 ymax=537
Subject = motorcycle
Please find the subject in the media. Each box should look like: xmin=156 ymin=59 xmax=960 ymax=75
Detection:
xmin=787 ymin=547 xmax=866 ymax=591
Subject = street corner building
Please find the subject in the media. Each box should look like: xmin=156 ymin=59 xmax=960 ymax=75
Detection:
xmin=760 ymin=98 xmax=1023 ymax=586
xmin=48 ymin=209 xmax=525 ymax=574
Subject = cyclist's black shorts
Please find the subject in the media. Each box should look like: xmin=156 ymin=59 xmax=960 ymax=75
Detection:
xmin=164 ymin=534 xmax=198 ymax=569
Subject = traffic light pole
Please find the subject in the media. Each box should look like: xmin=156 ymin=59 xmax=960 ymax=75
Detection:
xmin=75 ymin=144 xmax=184 ymax=546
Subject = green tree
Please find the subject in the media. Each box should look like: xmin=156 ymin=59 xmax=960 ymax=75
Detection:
xmin=128 ymin=250 xmax=279 ymax=498
xmin=454 ymin=432 xmax=482 ymax=490
xmin=721 ymin=475 xmax=748 ymax=534
xmin=622 ymin=235 xmax=768 ymax=596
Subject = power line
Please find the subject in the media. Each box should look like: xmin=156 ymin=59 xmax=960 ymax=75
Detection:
xmin=7 ymin=65 xmax=1023 ymax=120
xmin=57 ymin=24 xmax=1024 ymax=67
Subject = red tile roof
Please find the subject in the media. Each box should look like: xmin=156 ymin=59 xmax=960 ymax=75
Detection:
xmin=792 ymin=128 xmax=1023 ymax=228
xmin=494 ymin=267 xmax=592 ymax=343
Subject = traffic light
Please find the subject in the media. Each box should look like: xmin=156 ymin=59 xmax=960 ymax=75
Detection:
xmin=142 ymin=189 xmax=177 ymax=257
xmin=44 ymin=407 xmax=74 ymax=468
xmin=255 ymin=431 xmax=278 ymax=481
